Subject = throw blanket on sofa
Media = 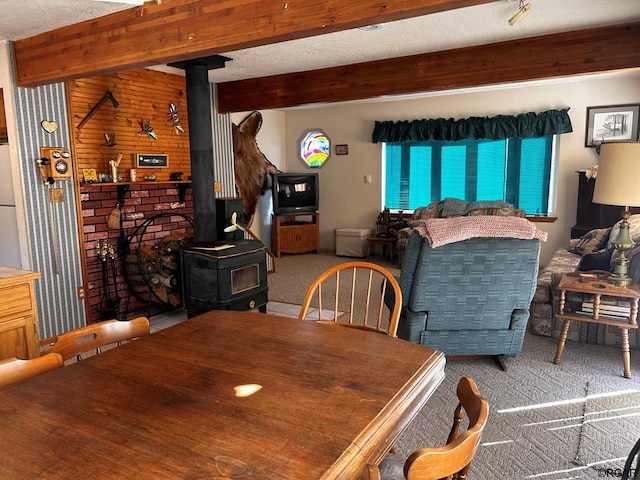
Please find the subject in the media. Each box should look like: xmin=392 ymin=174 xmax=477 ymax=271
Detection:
xmin=415 ymin=216 xmax=548 ymax=247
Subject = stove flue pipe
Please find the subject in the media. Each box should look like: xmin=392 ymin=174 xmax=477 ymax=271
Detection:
xmin=184 ymin=61 xmax=217 ymax=243
xmin=169 ymin=55 xmax=231 ymax=244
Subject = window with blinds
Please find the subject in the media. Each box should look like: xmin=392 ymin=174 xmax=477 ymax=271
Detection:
xmin=383 ymin=135 xmax=555 ymax=215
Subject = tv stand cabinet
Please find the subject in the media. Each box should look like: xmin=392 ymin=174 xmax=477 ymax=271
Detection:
xmin=272 ymin=213 xmax=320 ymax=257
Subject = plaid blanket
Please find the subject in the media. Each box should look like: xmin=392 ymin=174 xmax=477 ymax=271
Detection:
xmin=415 ymin=215 xmax=548 ymax=248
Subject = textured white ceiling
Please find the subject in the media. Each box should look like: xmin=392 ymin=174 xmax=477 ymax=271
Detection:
xmin=2 ymin=0 xmax=640 ymax=83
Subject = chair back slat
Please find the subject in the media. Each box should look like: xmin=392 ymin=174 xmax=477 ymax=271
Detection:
xmin=0 ymin=353 xmax=63 ymax=388
xmin=41 ymin=317 xmax=150 ymax=361
xmin=365 ymin=377 xmax=488 ymax=480
xmin=405 ymin=377 xmax=488 ymax=480
xmin=299 ymin=261 xmax=402 ymax=336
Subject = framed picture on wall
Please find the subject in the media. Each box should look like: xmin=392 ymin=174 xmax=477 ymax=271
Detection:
xmin=335 ymin=144 xmax=349 ymax=155
xmin=298 ymin=129 xmax=331 ymax=168
xmin=585 ymin=104 xmax=640 ymax=147
xmin=136 ymin=153 xmax=169 ymax=168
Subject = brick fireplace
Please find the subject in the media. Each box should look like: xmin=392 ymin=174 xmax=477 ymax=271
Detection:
xmin=80 ymin=182 xmax=194 ymax=323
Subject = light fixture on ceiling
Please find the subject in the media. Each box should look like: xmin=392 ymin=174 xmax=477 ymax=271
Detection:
xmin=358 ymin=24 xmax=385 ymax=32
xmin=508 ymin=0 xmax=531 ymax=26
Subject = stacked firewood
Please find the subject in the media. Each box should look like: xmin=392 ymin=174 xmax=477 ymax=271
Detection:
xmin=125 ymin=232 xmax=193 ymax=306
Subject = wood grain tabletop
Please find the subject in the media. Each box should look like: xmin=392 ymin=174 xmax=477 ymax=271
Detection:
xmin=0 ymin=310 xmax=445 ymax=479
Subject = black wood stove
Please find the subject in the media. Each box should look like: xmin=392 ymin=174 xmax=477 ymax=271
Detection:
xmin=181 ymin=240 xmax=268 ymax=318
xmin=174 ymin=55 xmax=268 ymax=318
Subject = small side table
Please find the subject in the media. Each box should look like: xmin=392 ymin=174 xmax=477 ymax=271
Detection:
xmin=554 ymin=273 xmax=640 ymax=379
xmin=366 ymin=235 xmax=397 ymax=264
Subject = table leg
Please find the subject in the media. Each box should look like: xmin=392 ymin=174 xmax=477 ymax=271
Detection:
xmin=366 ymin=242 xmax=371 ymax=261
xmin=553 ymin=319 xmax=571 ymax=364
xmin=621 ymin=328 xmax=631 ymax=379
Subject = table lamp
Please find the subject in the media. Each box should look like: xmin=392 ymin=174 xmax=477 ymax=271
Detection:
xmin=592 ymin=142 xmax=640 ymax=286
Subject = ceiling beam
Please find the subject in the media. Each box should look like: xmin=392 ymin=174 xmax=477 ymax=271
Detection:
xmin=12 ymin=0 xmax=496 ymax=87
xmin=216 ymin=22 xmax=640 ymax=113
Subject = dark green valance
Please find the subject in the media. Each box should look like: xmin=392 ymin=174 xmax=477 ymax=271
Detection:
xmin=372 ymin=108 xmax=573 ymax=143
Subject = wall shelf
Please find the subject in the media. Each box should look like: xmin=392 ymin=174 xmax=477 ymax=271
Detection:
xmin=79 ymin=181 xmax=192 ymax=205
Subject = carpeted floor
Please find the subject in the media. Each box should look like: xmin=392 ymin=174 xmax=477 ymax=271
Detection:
xmin=268 ymin=252 xmax=640 ymax=479
xmin=268 ymin=251 xmax=400 ymax=307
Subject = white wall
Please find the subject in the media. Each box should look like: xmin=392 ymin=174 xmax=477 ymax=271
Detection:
xmin=281 ymin=71 xmax=640 ymax=265
xmin=0 ymin=41 xmax=31 ymax=269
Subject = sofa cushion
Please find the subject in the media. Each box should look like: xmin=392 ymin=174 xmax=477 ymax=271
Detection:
xmin=408 ymin=204 xmax=440 ymax=227
xmin=533 ymin=249 xmax=581 ymax=303
xmin=568 ymin=227 xmax=611 ymax=255
xmin=577 ymin=248 xmax=614 ymax=271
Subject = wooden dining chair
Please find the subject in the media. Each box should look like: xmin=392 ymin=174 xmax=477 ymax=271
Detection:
xmin=298 ymin=261 xmax=402 ymax=336
xmin=0 ymin=353 xmax=64 ymax=388
xmin=365 ymin=377 xmax=489 ymax=480
xmin=40 ymin=316 xmax=150 ymax=362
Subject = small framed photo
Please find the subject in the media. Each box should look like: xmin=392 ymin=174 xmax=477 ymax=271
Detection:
xmin=585 ymin=104 xmax=640 ymax=147
xmin=136 ymin=153 xmax=169 ymax=168
xmin=335 ymin=144 xmax=349 ymax=155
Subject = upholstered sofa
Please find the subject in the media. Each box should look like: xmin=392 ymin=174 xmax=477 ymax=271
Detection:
xmin=530 ymin=215 xmax=640 ymax=350
xmin=395 ymin=216 xmax=544 ymax=366
xmin=396 ymin=198 xmax=525 ymax=267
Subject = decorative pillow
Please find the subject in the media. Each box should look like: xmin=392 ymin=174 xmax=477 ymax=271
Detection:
xmin=408 ymin=203 xmax=439 ymax=227
xmin=569 ymin=228 xmax=611 ymax=256
xmin=466 ymin=206 xmax=524 ymax=217
xmin=577 ymin=248 xmax=614 ymax=272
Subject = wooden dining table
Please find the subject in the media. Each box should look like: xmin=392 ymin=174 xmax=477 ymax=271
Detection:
xmin=0 ymin=310 xmax=445 ymax=480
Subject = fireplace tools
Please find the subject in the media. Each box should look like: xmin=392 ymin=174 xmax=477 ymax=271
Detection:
xmin=97 ymin=239 xmax=120 ymax=320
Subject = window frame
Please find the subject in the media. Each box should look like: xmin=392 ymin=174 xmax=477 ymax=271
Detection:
xmin=381 ymin=135 xmax=559 ymax=216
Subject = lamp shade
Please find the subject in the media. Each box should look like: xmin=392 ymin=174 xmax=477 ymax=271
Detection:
xmin=592 ymin=143 xmax=640 ymax=207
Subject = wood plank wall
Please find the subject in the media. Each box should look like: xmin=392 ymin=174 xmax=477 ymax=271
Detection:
xmin=0 ymin=89 xmax=7 ymax=143
xmin=67 ymin=68 xmax=190 ymax=182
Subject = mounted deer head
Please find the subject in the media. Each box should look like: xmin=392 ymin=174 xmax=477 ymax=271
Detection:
xmin=232 ymin=111 xmax=279 ymax=228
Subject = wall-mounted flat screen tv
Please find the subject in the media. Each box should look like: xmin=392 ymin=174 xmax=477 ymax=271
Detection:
xmin=272 ymin=173 xmax=319 ymax=215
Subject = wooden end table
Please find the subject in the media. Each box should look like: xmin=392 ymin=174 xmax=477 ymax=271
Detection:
xmin=366 ymin=235 xmax=397 ymax=264
xmin=554 ymin=273 xmax=639 ymax=379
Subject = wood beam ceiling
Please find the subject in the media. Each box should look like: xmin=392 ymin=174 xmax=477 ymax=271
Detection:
xmin=216 ymin=22 xmax=640 ymax=113
xmin=12 ymin=0 xmax=496 ymax=87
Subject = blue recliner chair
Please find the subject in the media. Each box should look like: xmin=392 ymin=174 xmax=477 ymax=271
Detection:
xmin=397 ymin=228 xmax=542 ymax=369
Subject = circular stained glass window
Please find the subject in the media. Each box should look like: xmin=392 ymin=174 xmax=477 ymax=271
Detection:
xmin=299 ymin=129 xmax=331 ymax=168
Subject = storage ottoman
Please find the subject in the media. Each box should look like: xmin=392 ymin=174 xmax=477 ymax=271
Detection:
xmin=335 ymin=228 xmax=375 ymax=257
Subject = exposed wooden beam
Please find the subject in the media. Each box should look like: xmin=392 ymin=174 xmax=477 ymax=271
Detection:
xmin=12 ymin=0 xmax=496 ymax=87
xmin=216 ymin=22 xmax=640 ymax=113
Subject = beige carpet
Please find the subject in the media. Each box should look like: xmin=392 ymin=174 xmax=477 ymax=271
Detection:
xmin=267 ymin=251 xmax=640 ymax=479
xmin=268 ymin=251 xmax=399 ymax=307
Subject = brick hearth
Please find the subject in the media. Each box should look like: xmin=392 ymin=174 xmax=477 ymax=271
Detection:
xmin=80 ymin=182 xmax=194 ymax=323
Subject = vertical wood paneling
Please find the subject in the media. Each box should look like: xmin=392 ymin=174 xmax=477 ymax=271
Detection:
xmin=67 ymin=69 xmax=191 ymax=182
xmin=9 ymin=58 xmax=258 ymax=336
xmin=12 ymin=67 xmax=85 ymax=338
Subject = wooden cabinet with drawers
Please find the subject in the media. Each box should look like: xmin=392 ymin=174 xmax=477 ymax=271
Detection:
xmin=272 ymin=213 xmax=320 ymax=257
xmin=0 ymin=266 xmax=41 ymax=360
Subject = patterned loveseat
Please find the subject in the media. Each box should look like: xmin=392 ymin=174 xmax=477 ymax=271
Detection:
xmin=396 ymin=198 xmax=525 ymax=267
xmin=530 ymin=215 xmax=640 ymax=350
